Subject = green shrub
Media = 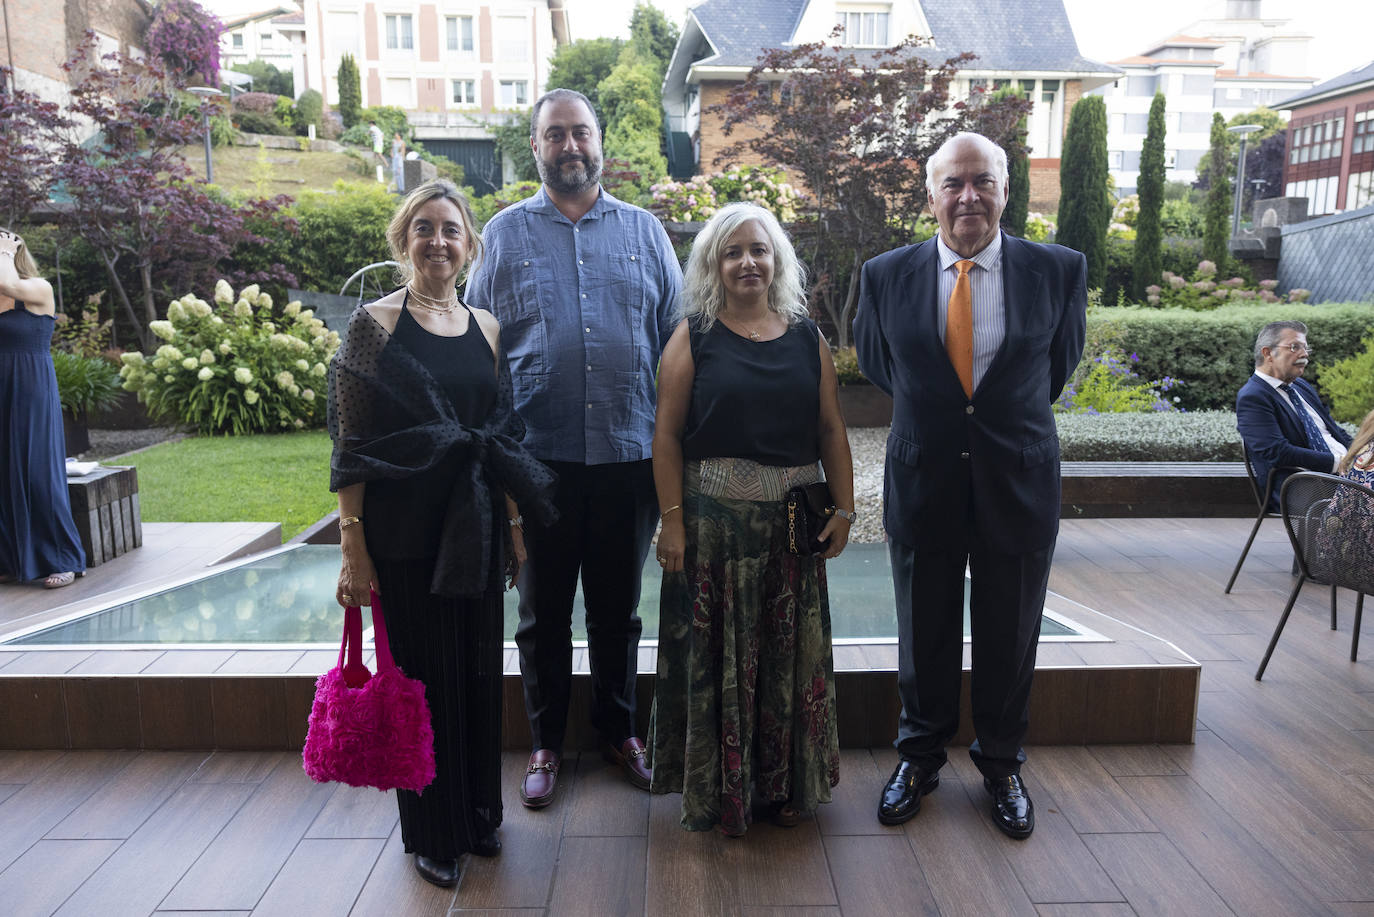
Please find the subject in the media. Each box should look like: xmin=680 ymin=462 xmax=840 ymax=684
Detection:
xmin=1321 ymin=334 xmax=1374 ymax=423
xmin=273 ymin=96 xmax=296 ymax=132
xmin=337 ymin=54 xmax=362 ymax=128
xmin=52 ymin=351 xmax=122 ymax=416
xmin=118 ymin=281 xmax=341 ymax=434
xmin=234 ymin=110 xmax=290 ymax=136
xmin=469 ymin=181 xmax=542 ymax=228
xmin=294 ymin=90 xmax=323 ymax=136
xmin=1087 ymin=302 xmax=1374 ymax=411
xmin=1102 ymin=237 xmax=1207 ymax=305
xmin=1056 ymin=346 xmax=1178 ymax=414
xmin=1056 ymin=410 xmax=1244 ymax=461
xmin=831 ymin=346 xmax=866 ymax=385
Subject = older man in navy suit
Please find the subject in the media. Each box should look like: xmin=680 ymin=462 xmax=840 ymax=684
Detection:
xmin=1236 ymin=320 xmax=1352 ymax=511
xmin=854 ymin=132 xmax=1086 ymax=839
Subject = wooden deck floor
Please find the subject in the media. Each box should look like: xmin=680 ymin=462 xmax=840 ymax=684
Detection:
xmin=0 ymin=517 xmax=1370 ymax=916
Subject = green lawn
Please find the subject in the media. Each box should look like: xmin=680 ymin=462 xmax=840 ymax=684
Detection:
xmin=175 ymin=144 xmax=371 ymax=195
xmin=113 ymin=432 xmax=335 ymax=540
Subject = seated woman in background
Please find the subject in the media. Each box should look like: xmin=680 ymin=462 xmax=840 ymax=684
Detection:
xmin=0 ymin=228 xmax=85 ymax=589
xmin=648 ymin=202 xmax=853 ymax=836
xmin=1337 ymin=409 xmax=1374 ymax=489
xmin=1313 ymin=408 xmax=1374 ymax=586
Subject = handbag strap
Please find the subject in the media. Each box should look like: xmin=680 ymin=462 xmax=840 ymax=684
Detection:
xmin=368 ymin=588 xmax=398 ymax=673
xmin=338 ymin=604 xmax=363 ymax=669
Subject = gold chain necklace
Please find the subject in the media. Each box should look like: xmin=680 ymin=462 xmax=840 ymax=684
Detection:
xmin=725 ymin=310 xmax=768 ymax=341
xmin=406 ymin=283 xmax=460 ymax=314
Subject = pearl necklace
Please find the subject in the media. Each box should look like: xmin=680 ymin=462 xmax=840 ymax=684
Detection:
xmin=406 ymin=283 xmax=460 ymax=314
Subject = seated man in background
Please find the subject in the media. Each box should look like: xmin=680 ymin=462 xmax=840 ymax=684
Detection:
xmin=1236 ymin=320 xmax=1352 ymax=510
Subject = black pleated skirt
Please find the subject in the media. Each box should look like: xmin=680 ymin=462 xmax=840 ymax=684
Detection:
xmin=374 ymin=557 xmax=504 ymax=861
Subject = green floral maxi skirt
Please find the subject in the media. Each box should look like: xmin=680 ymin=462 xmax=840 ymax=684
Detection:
xmin=649 ymin=459 xmax=840 ymax=835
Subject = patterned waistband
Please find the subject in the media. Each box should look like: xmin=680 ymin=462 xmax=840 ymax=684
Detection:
xmin=685 ymin=457 xmax=822 ymax=502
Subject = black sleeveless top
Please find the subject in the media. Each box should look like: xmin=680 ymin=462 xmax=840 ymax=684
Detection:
xmin=365 ymin=300 xmax=498 ymax=559
xmin=681 ymin=315 xmax=822 ymax=467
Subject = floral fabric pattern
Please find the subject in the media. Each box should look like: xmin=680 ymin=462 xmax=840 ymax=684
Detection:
xmin=648 ymin=482 xmax=839 ymax=836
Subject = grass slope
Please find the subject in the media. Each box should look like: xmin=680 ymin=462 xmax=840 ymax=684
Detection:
xmin=177 ymin=144 xmax=375 ymax=196
xmin=113 ymin=431 xmax=335 ymax=540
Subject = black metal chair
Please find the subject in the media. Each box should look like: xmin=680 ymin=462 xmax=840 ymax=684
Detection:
xmin=1225 ymin=447 xmax=1293 ymax=593
xmin=1255 ymin=472 xmax=1373 ymax=680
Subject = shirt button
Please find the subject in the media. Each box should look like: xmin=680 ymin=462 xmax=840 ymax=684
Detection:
xmin=523 ymin=260 xmax=529 ymax=266
xmin=960 ymin=451 xmax=970 ymax=459
xmin=578 ymin=259 xmax=584 ymax=265
xmin=587 ymin=403 xmax=592 ymax=409
xmin=584 ymin=327 xmax=591 ymax=333
xmin=965 ymin=405 xmax=975 ymax=414
xmin=581 ymin=293 xmax=587 ymax=299
xmin=586 ymin=364 xmax=592 ymax=371
xmin=630 ymin=254 xmax=637 ymax=261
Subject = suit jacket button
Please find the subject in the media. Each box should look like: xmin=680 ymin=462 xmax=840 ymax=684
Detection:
xmin=965 ymin=405 xmax=975 ymax=414
xmin=960 ymin=452 xmax=970 ymax=459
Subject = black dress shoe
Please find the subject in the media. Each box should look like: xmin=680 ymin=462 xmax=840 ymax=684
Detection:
xmin=877 ymin=758 xmax=940 ymax=825
xmin=470 ymin=830 xmax=501 ymax=857
xmin=414 ymin=854 xmax=461 ymax=887
xmin=984 ymin=775 xmax=1035 ymax=839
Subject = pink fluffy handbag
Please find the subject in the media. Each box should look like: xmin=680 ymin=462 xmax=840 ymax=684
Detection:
xmin=302 ymin=590 xmax=436 ymax=792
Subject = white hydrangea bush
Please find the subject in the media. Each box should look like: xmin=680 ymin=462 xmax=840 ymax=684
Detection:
xmin=119 ymin=280 xmax=341 ymax=434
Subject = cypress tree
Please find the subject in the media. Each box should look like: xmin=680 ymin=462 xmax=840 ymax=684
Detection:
xmin=1133 ymin=92 xmax=1167 ymax=299
xmin=1003 ymin=151 xmax=1030 ymax=237
xmin=1202 ymin=111 xmax=1232 ymax=270
xmin=337 ymin=54 xmax=362 ymax=129
xmin=1056 ymin=95 xmax=1111 ymax=289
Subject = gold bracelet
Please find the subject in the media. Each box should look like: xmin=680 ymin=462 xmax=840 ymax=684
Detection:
xmin=661 ymin=504 xmax=682 ymax=518
xmin=338 ymin=514 xmax=362 ymax=530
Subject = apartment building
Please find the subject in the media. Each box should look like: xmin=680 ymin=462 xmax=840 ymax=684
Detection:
xmin=302 ymin=0 xmax=570 ymax=192
xmin=1277 ymin=61 xmax=1374 ymax=215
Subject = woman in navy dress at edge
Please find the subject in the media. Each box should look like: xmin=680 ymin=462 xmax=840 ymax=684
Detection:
xmin=648 ymin=202 xmax=854 ymax=835
xmin=0 ymin=228 xmax=85 ymax=589
xmin=328 ymin=181 xmax=554 ymax=889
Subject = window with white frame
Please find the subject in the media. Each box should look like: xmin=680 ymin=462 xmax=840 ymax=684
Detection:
xmin=1347 ymin=170 xmax=1374 ymax=210
xmin=260 ymin=31 xmax=272 ymax=49
xmin=447 ymin=15 xmax=475 ymax=53
xmin=386 ymin=14 xmax=414 ymax=51
xmin=838 ymin=5 xmax=890 ymax=47
xmin=497 ymin=16 xmax=528 ymax=61
xmin=452 ymin=79 xmax=476 ymax=105
xmin=385 ymin=77 xmax=413 ymax=108
xmin=1109 ymin=150 xmax=1124 ymax=169
xmin=232 ymin=32 xmax=244 ymax=50
xmin=499 ymin=80 xmax=528 ymax=106
xmin=328 ymin=12 xmax=358 ymax=58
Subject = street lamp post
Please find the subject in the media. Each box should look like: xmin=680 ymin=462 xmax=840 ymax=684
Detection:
xmin=1227 ymin=124 xmax=1262 ymax=237
xmin=186 ymin=86 xmax=224 ymax=183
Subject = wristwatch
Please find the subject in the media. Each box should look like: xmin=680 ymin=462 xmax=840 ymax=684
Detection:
xmin=833 ymin=507 xmax=857 ymax=523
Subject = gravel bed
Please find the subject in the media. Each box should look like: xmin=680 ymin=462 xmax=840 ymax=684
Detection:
xmin=846 ymin=426 xmax=888 ymax=543
xmin=85 ymin=427 xmax=186 ymax=461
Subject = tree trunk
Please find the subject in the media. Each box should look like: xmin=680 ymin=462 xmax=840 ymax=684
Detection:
xmin=836 ymin=251 xmax=864 ymax=349
xmin=99 ymin=250 xmax=150 ymax=352
xmin=139 ymin=261 xmax=157 ymax=329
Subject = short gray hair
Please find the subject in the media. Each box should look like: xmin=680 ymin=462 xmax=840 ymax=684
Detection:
xmin=1254 ymin=320 xmax=1307 ymax=366
xmin=924 ymin=132 xmax=1008 ymax=197
xmin=681 ymin=203 xmax=808 ymax=330
xmin=530 ymin=88 xmax=597 ymax=138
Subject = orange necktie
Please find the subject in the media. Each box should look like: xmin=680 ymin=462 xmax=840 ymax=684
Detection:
xmin=946 ymin=260 xmax=974 ymax=398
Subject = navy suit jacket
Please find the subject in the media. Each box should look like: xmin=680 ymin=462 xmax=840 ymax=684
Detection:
xmin=1235 ymin=374 xmax=1352 ymax=511
xmin=853 ymin=233 xmax=1087 ymax=553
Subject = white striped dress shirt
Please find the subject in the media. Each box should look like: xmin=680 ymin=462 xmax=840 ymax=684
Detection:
xmin=935 ymin=232 xmax=1005 ymax=392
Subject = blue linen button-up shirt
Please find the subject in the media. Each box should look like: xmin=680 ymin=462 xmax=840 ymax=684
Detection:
xmin=466 ymin=186 xmax=683 ymax=465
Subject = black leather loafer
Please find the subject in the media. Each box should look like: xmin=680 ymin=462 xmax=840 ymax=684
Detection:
xmin=984 ymin=774 xmax=1035 ymax=839
xmin=414 ymin=854 xmax=461 ymax=887
xmin=470 ymin=830 xmax=501 ymax=857
xmin=877 ymin=759 xmax=940 ymax=825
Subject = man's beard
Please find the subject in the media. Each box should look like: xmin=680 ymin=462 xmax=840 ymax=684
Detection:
xmin=537 ymin=152 xmax=602 ymax=195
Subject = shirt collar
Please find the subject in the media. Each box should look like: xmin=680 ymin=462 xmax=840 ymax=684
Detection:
xmin=524 ymin=184 xmax=619 ymax=223
xmin=936 ymin=230 xmax=1003 ymax=274
xmin=1254 ymin=369 xmax=1290 ymax=390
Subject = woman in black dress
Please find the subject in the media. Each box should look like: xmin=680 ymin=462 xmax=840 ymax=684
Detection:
xmin=0 ymin=228 xmax=85 ymax=588
xmin=328 ymin=181 xmax=554 ymax=888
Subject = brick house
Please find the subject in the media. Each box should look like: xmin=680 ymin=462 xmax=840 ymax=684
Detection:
xmin=301 ymin=0 xmax=569 ymax=193
xmin=0 ymin=0 xmax=151 ymax=104
xmin=661 ymin=0 xmax=1119 ymax=214
xmin=1276 ymin=61 xmax=1374 ymax=215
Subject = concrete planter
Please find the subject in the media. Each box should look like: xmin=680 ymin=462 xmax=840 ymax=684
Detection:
xmin=838 ymin=384 xmax=892 ymax=427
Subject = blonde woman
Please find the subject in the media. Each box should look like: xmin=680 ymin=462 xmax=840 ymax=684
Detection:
xmin=328 ymin=181 xmax=554 ymax=887
xmin=0 ymin=229 xmax=85 ymax=588
xmin=648 ymin=203 xmax=852 ymax=835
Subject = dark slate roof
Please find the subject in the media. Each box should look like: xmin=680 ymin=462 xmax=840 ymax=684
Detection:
xmin=687 ymin=0 xmax=1114 ymax=73
xmin=1276 ymin=60 xmax=1374 ymax=109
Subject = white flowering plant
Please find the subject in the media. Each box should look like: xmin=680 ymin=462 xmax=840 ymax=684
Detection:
xmin=118 ymin=280 xmax=340 ymax=434
xmin=649 ymin=167 xmax=804 ymax=223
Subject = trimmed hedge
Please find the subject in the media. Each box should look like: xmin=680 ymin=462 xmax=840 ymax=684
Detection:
xmin=1090 ymin=303 xmax=1374 ymax=411
xmin=1056 ymin=411 xmax=1243 ymax=461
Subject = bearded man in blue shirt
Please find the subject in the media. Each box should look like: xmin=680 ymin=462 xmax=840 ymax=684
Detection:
xmin=466 ymin=88 xmax=683 ymax=809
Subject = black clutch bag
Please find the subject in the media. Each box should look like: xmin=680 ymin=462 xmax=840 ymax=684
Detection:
xmin=786 ymin=482 xmax=835 ymax=556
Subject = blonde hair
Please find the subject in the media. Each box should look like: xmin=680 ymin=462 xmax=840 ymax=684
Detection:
xmin=385 ymin=180 xmax=484 ymax=286
xmin=681 ymin=202 xmax=807 ymax=330
xmin=1 ymin=229 xmax=40 ymax=279
xmin=1339 ymin=408 xmax=1374 ymax=475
